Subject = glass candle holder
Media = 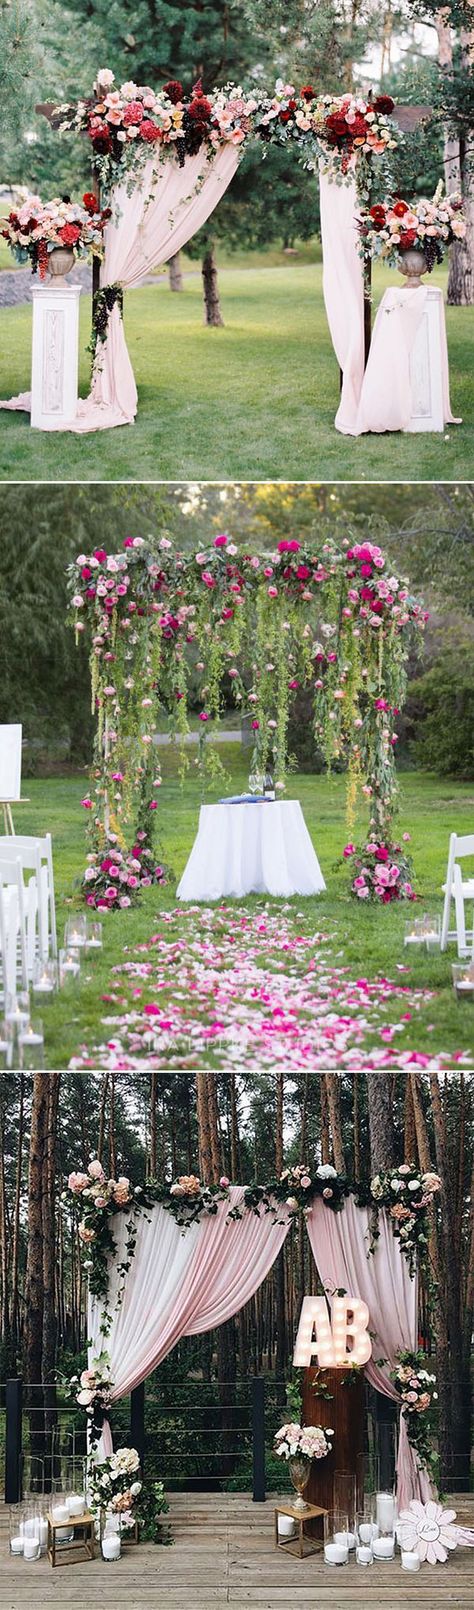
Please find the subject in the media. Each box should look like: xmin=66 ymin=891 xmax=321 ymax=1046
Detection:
xmin=323 ymin=1510 xmax=349 ymax=1566
xmin=373 ymin=1491 xmax=396 ymax=1557
xmin=404 ymin=917 xmax=426 ymax=947
xmin=22 ymin=1502 xmax=42 ymax=1560
xmin=18 ymin=1018 xmax=44 ymax=1069
xmin=32 ymin=958 xmax=57 ymax=997
xmin=85 ymin=921 xmax=103 ymax=950
xmin=355 ymin=1512 xmax=374 ymax=1566
xmin=452 ymin=962 xmax=474 ymax=1000
xmin=4 ymin=990 xmax=30 ymax=1028
xmin=0 ymin=1017 xmax=15 ymax=1069
xmin=51 ymin=1486 xmax=74 ymax=1545
xmin=423 ymin=914 xmax=441 ymax=952
xmin=333 ymin=1473 xmax=356 ymax=1546
xmin=59 ymin=946 xmax=81 ymax=986
xmin=9 ymin=1504 xmax=25 ymax=1555
xmin=64 ymin=916 xmax=87 ymax=949
xmin=101 ymin=1511 xmax=122 ymax=1561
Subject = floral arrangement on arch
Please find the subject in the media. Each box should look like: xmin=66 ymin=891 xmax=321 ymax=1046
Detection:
xmin=88 ymin=1443 xmax=143 ymax=1523
xmin=370 ymin=1163 xmax=441 ymax=1273
xmin=51 ymin=69 xmax=253 ymax=194
xmin=254 ymin=85 xmax=400 ymax=192
xmin=67 ymin=532 xmax=426 ymax=909
xmin=274 ymin=1422 xmax=333 ymax=1462
xmin=391 ymin=1350 xmax=438 ymax=1479
xmin=359 ymin=185 xmax=466 ymax=271
xmin=1 ymin=193 xmax=108 ymax=277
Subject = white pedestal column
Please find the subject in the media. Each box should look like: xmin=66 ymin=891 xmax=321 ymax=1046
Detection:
xmin=406 ymin=288 xmax=445 ymax=433
xmin=31 ymin=284 xmax=81 ymax=430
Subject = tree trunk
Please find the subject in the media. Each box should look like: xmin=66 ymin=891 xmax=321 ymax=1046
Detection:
xmin=24 ymin=1073 xmax=48 ymax=1382
xmin=97 ymin=1074 xmax=109 ymax=1164
xmin=366 ymin=1072 xmax=394 ymax=1172
xmin=202 ymin=243 xmax=224 ymax=326
xmin=109 ymin=1071 xmax=116 ymax=1177
xmin=149 ymin=1071 xmax=158 ymax=1178
xmin=167 ymin=250 xmax=183 ymax=291
xmin=42 ymin=1074 xmax=61 ymax=1381
xmin=436 ymin=14 xmax=474 ymax=305
xmin=324 ymin=1074 xmax=345 ymax=1173
xmin=320 ymin=1074 xmax=331 ymax=1163
xmin=11 ymin=1073 xmax=25 ymax=1345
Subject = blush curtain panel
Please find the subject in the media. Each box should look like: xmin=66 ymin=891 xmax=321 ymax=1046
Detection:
xmin=319 ymin=169 xmax=365 ymax=434
xmin=306 ymin=1197 xmax=435 ymax=1508
xmin=88 ymin=1188 xmax=290 ymax=1457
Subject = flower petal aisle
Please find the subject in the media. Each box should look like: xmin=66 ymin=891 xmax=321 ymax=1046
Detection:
xmin=69 ymin=905 xmax=469 ymax=1072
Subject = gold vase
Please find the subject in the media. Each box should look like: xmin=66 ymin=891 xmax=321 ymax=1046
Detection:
xmin=288 ymin=1455 xmax=311 ymax=1510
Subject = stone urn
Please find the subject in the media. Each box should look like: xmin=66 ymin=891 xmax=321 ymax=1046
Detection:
xmin=48 ymin=246 xmax=75 ymax=285
xmin=398 ymin=248 xmax=429 ymax=289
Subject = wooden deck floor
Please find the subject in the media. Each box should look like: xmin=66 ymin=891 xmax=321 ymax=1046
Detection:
xmin=1 ymin=1493 xmax=473 ymax=1609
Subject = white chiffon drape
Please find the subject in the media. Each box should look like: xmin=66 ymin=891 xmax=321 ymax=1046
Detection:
xmin=306 ymin=1198 xmax=435 ymax=1507
xmin=1 ymin=144 xmax=240 ymax=431
xmin=319 ymin=168 xmax=365 ymax=434
xmin=88 ymin=1188 xmax=290 ymax=1455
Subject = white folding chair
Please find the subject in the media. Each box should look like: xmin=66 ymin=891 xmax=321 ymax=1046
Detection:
xmin=0 ymin=857 xmax=28 ymax=1000
xmin=440 ymin=833 xmax=474 ymax=957
xmin=0 ymin=833 xmax=57 ymax=961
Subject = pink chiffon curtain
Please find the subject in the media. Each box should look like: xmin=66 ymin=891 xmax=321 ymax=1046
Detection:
xmin=319 ymin=168 xmax=365 ymax=434
xmin=89 ymin=1188 xmax=290 ymax=1456
xmin=306 ymin=1197 xmax=435 ymax=1508
xmin=352 ymin=285 xmax=459 ymax=435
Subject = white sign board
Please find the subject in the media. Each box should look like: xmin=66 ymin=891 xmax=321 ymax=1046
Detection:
xmin=293 ymin=1295 xmax=372 ymax=1368
xmin=0 ymin=725 xmax=22 ymax=801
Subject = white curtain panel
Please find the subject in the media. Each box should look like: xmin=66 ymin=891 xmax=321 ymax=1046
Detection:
xmin=88 ymin=1187 xmax=290 ymax=1454
xmin=306 ymin=1197 xmax=434 ymax=1505
xmin=319 ymin=168 xmax=365 ymax=434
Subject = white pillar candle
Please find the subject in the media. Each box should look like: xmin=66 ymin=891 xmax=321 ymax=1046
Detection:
xmin=324 ymin=1543 xmax=348 ymax=1564
xmin=102 ymin=1534 xmax=121 ymax=1560
xmin=356 ymin=1545 xmax=373 ymax=1565
xmin=376 ymin=1492 xmax=395 ymax=1532
xmin=52 ymin=1505 xmax=73 ymax=1542
xmin=38 ymin=1516 xmax=48 ymax=1550
xmin=372 ymin=1536 xmax=395 ymax=1559
xmin=278 ymin=1515 xmax=295 ymax=1537
xmin=10 ymin=1536 xmax=24 ymax=1554
xmin=401 ymin=1550 xmax=421 ymax=1572
xmin=23 ymin=1537 xmax=40 ymax=1560
xmin=66 ymin=1494 xmax=85 ymax=1517
xmin=334 ymin=1529 xmax=356 ymax=1549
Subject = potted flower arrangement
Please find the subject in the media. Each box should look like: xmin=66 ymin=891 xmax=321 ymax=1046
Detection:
xmin=1 ymin=192 xmax=108 ymax=281
xmin=344 ymin=838 xmax=415 ymax=903
xmin=358 ymin=184 xmax=466 ymax=286
xmin=274 ymin=1422 xmax=333 ymax=1509
xmin=87 ymin=1446 xmax=169 ymax=1555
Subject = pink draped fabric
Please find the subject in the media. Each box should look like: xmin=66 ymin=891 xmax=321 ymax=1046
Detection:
xmin=319 ymin=168 xmax=365 ymax=434
xmin=90 ymin=1187 xmax=290 ymax=1456
xmin=353 ymin=285 xmax=459 ymax=435
xmin=306 ymin=1197 xmax=435 ymax=1508
xmin=1 ymin=144 xmax=240 ymax=431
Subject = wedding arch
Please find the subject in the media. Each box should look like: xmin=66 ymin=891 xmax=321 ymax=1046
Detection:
xmin=66 ymin=1159 xmax=441 ymax=1506
xmin=35 ymin=73 xmax=407 ymax=433
xmin=67 ymin=532 xmax=426 ymax=908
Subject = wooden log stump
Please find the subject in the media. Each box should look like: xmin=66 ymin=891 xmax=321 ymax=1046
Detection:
xmin=302 ymin=1367 xmax=365 ymax=1514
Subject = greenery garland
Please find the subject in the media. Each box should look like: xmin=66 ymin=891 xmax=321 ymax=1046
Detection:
xmin=64 ymin=1159 xmax=441 ymax=1323
xmin=67 ymin=534 xmax=426 ymax=907
xmin=391 ymin=1349 xmax=439 ymax=1481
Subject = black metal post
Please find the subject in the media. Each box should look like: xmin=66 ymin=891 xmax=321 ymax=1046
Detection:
xmin=251 ymin=1376 xmax=265 ymax=1502
xmin=5 ymin=1378 xmax=23 ymax=1503
xmin=130 ymin=1381 xmax=146 ymax=1471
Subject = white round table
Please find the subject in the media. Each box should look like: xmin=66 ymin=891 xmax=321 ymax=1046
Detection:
xmin=176 ymin=800 xmax=326 ymax=901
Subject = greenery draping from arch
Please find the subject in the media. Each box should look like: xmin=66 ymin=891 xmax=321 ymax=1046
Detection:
xmin=67 ymin=534 xmax=426 ymax=908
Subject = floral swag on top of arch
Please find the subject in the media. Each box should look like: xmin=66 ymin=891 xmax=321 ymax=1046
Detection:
xmin=67 ymin=531 xmax=426 ymax=911
xmin=64 ymin=1157 xmax=442 ymax=1507
xmin=28 ymin=72 xmax=401 ymax=433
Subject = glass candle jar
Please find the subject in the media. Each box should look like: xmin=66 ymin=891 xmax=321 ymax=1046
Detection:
xmin=324 ymin=1510 xmax=349 ymax=1565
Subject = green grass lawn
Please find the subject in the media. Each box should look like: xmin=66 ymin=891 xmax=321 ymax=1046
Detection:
xmin=0 ymin=261 xmax=471 ymax=482
xmin=14 ymin=755 xmax=474 ymax=1070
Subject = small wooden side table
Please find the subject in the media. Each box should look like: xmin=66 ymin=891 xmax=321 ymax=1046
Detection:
xmin=274 ymin=1500 xmax=327 ymax=1558
xmin=47 ymin=1510 xmax=95 ymax=1567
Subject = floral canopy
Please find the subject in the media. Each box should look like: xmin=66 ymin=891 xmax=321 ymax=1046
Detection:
xmin=67 ymin=532 xmax=426 ymax=909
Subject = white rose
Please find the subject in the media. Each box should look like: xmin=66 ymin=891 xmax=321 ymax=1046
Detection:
xmin=316 ymin=1164 xmax=337 ymax=1179
xmin=408 ymin=1180 xmax=421 ymax=1191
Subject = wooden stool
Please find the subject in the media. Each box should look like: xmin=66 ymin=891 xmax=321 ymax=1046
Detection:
xmin=274 ymin=1500 xmax=327 ymax=1558
xmin=47 ymin=1509 xmax=95 ymax=1566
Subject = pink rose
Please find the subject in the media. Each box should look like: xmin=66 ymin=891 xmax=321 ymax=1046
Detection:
xmin=88 ymin=1159 xmax=105 ymax=1181
xmin=68 ymin=1171 xmax=89 ymax=1193
xmin=219 ymin=1175 xmax=230 ymax=1188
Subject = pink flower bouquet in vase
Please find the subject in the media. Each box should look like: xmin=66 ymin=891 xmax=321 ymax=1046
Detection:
xmin=274 ymin=1423 xmax=334 ymax=1510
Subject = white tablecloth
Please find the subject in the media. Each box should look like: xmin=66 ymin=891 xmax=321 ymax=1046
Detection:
xmin=352 ymin=285 xmax=459 ymax=435
xmin=176 ymin=800 xmax=326 ymax=901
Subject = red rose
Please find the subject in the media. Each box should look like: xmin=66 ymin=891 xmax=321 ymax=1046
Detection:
xmin=89 ymin=123 xmax=112 ymax=152
xmin=399 ymin=230 xmax=417 ymax=250
xmin=373 ymin=95 xmax=394 ymax=115
xmin=325 ymin=113 xmax=348 ymax=140
xmin=58 ymin=222 xmax=81 ymax=245
xmin=140 ymin=119 xmax=160 ymax=142
xmin=392 ymin=199 xmax=409 ymax=217
xmin=162 ymin=80 xmax=184 ymax=104
xmin=300 ymin=85 xmax=315 ymax=101
xmin=279 ymin=110 xmax=292 ymax=123
xmin=369 ymin=204 xmax=386 ymax=232
xmin=83 ymin=192 xmax=98 ymax=214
